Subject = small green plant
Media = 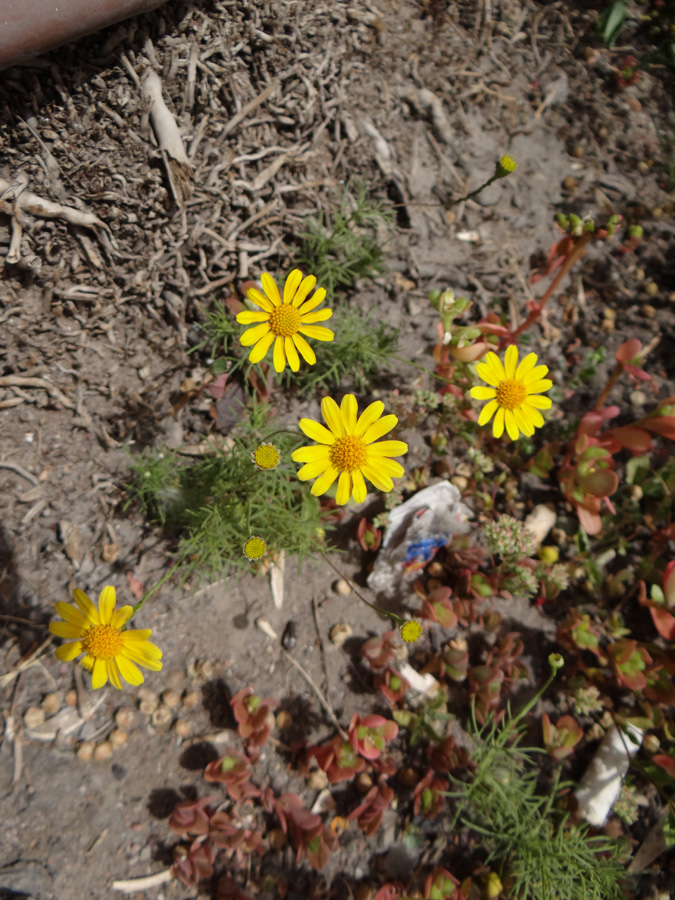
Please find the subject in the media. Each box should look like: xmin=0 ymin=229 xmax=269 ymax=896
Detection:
xmin=288 ymin=306 xmax=398 ymax=393
xmin=125 ymin=402 xmax=326 ymax=581
xmin=449 ymin=705 xmax=631 ymax=900
xmin=296 ymin=180 xmax=393 ymax=298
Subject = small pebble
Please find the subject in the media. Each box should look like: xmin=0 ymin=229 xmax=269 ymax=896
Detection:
xmin=173 ymin=719 xmax=191 ymax=738
xmin=601 ymin=318 xmax=615 ymax=332
xmin=109 ymin=729 xmax=128 ymax=749
xmin=603 ymin=307 xmax=616 ymax=319
xmin=570 ymin=145 xmax=584 ymax=158
xmin=334 ymin=578 xmax=352 ymax=595
xmin=563 ymin=175 xmax=576 ymax=191
xmin=645 ymin=283 xmax=659 ymax=298
xmin=641 ymin=304 xmax=656 ymax=318
xmin=115 ymin=708 xmax=135 ymax=729
xmin=276 ymin=710 xmax=292 ymax=729
xmin=630 ymin=391 xmax=647 ymax=408
xmin=65 ymin=689 xmax=78 ymax=707
xmin=399 ymin=767 xmax=418 ymax=787
xmin=77 ymin=741 xmax=95 ymax=761
xmin=24 ymin=707 xmax=45 ymax=729
xmin=195 ymin=659 xmax=213 ymax=680
xmin=139 ymin=699 xmax=158 ymax=716
xmin=450 ymin=475 xmax=468 ymax=491
xmin=308 ymin=769 xmax=329 ymax=790
xmin=268 ymin=827 xmax=286 ymax=850
xmin=638 ymin=160 xmax=650 ymax=175
xmin=427 ymin=561 xmax=445 ymax=577
xmin=329 ymin=623 xmax=352 ymax=646
xmin=111 ymin=763 xmax=127 ymax=781
xmin=356 ymin=772 xmax=373 ymax=793
xmin=151 ymin=705 xmax=173 ymax=730
xmin=161 ymin=690 xmax=181 ymax=709
xmin=643 ymin=734 xmax=660 ymax=754
xmin=181 ymin=690 xmax=201 ymax=709
xmin=94 ymin=741 xmax=113 ymax=761
xmin=629 ymin=485 xmax=643 ymax=501
xmin=41 ymin=693 xmax=60 ymax=716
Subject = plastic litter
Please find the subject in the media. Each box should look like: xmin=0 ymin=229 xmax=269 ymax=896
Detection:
xmin=367 ymin=480 xmax=472 ymax=595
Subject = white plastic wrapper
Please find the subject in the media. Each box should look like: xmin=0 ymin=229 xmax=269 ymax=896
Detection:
xmin=574 ymin=723 xmax=644 ymax=826
xmin=367 ymin=481 xmax=472 ymax=595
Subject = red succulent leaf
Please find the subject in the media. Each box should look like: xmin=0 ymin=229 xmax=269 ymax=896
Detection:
xmin=643 ymin=416 xmax=675 ymax=441
xmin=650 ymin=608 xmax=675 ymax=641
xmin=606 ymin=425 xmax=652 ymax=453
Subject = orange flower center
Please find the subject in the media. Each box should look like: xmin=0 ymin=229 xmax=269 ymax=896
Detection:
xmin=268 ymin=304 xmax=301 ymax=338
xmin=81 ymin=624 xmax=123 ymax=660
xmin=330 ymin=435 xmax=368 ymax=472
xmin=496 ymin=379 xmax=527 ymax=410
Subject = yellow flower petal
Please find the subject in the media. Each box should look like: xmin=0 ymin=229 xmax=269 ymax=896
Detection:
xmin=475 ymin=361 xmax=501 ymax=388
xmin=91 ymin=658 xmax=108 ymax=689
xmin=240 ymin=322 xmax=271 ymax=347
xmin=526 ymin=379 xmax=553 ymax=394
xmin=111 ymin=606 xmax=134 ymax=630
xmin=292 ymin=274 xmax=318 ymax=308
xmin=72 ymin=588 xmax=100 ymax=626
xmin=321 ymin=396 xmax=344 ymax=438
xmin=285 ymin=336 xmax=300 ymax=372
xmin=374 ymin=457 xmax=405 ymax=479
xmin=355 ymin=401 xmax=385 ymax=436
xmin=362 ymin=414 xmax=398 ymax=445
xmin=237 ymin=310 xmax=270 ymax=325
xmin=504 ymin=345 xmax=519 ymax=378
xmin=49 ymin=621 xmax=85 ymax=640
xmin=283 ymin=269 xmax=303 ymax=304
xmin=526 ymin=394 xmax=552 ymax=410
xmin=121 ymin=644 xmax=163 ymax=669
xmin=298 ymin=324 xmax=334 ymax=341
xmin=504 ymin=409 xmax=519 ymax=441
xmin=248 ymin=331 xmax=275 ymax=364
xmin=292 ymin=333 xmax=316 ymax=365
xmin=300 ymin=308 xmax=332 ymax=324
xmin=478 ymin=398 xmax=499 ymax=426
xmin=514 ymin=407 xmax=535 ymax=436
xmin=299 ymin=419 xmax=337 ymax=444
xmin=310 ymin=466 xmax=339 ymax=496
xmin=261 ymin=272 xmax=281 ymax=306
xmin=297 ymin=458 xmax=332 ymax=480
xmin=522 ymin=365 xmax=549 ymax=385
xmin=98 ymin=585 xmax=116 ymax=625
xmin=362 ymin=462 xmax=393 ymax=492
xmin=297 ymin=286 xmax=326 ymax=314
xmin=521 ymin=403 xmax=545 ymax=428
xmin=493 ymin=407 xmax=506 ymax=439
xmin=54 ymin=601 xmax=88 ymax=629
xmin=246 ymin=286 xmax=274 ymax=312
xmin=364 ymin=440 xmax=408 ymax=458
xmin=340 ymin=394 xmax=358 ymax=433
xmin=515 ymin=352 xmax=538 ymax=380
xmin=335 ymin=471 xmax=352 ymax=505
xmin=55 ymin=641 xmax=83 ymax=662
xmin=292 ymin=445 xmax=330 ymax=463
xmin=485 ymin=352 xmax=507 ymax=381
xmin=116 ymin=654 xmax=144 ymax=686
xmin=80 ymin=655 xmax=94 ymax=671
xmin=273 ymin=336 xmax=286 ymax=372
xmin=107 ymin=659 xmax=123 ymax=690
xmin=120 ymin=628 xmax=153 ymax=643
xmin=352 ymin=469 xmax=367 ymax=503
xmin=470 ymin=385 xmax=497 ymax=400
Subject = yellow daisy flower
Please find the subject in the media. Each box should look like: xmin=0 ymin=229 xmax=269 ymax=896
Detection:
xmin=243 ymin=536 xmax=267 ymax=560
xmin=49 ymin=586 xmax=162 ymax=690
xmin=292 ymin=394 xmax=408 ymax=505
xmin=470 ymin=346 xmax=553 ymax=441
xmin=400 ymin=620 xmax=423 ymax=643
xmin=251 ymin=442 xmax=281 ymax=470
xmin=237 ymin=269 xmax=334 ymax=373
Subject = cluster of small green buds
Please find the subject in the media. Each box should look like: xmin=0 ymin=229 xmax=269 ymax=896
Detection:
xmin=484 ymin=514 xmax=537 ymax=562
xmin=495 ymin=154 xmax=517 ymax=179
xmin=467 ymin=446 xmax=495 ymax=475
xmin=613 ymin=782 xmax=641 ymax=825
xmin=429 ymin=288 xmax=472 ymax=336
xmin=571 ymin=682 xmax=603 ymax=716
xmin=503 ymin=567 xmax=539 ymax=601
xmin=547 ymin=563 xmax=571 ymax=592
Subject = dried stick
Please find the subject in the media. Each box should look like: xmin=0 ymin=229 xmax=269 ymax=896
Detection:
xmin=112 ymin=870 xmax=173 ymax=893
xmin=141 ymin=70 xmax=194 ymax=207
xmin=283 ymin=650 xmax=348 ymax=741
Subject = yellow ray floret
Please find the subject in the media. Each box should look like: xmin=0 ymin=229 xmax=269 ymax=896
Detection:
xmin=292 ymin=394 xmax=408 ymax=505
xmin=470 ymin=345 xmax=553 ymax=441
xmin=237 ymin=269 xmax=334 ymax=373
xmin=49 ymin=586 xmax=162 ymax=690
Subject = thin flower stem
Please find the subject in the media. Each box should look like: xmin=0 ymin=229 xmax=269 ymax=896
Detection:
xmin=503 ymin=233 xmax=592 ymax=347
xmin=131 ymin=555 xmax=187 ymax=619
xmin=594 ymin=362 xmax=623 ymax=411
xmin=320 ymin=551 xmax=404 ymax=628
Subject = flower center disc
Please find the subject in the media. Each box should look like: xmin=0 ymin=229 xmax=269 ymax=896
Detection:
xmin=496 ymin=379 xmax=528 ymax=410
xmin=268 ymin=305 xmax=301 ymax=338
xmin=81 ymin=624 xmax=123 ymax=660
xmin=253 ymin=445 xmax=280 ymax=470
xmin=330 ymin=435 xmax=368 ymax=472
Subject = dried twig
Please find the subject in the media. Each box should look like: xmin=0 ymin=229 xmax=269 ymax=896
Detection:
xmin=141 ymin=70 xmax=194 ymax=207
xmin=112 ymin=869 xmax=173 ymax=893
xmin=283 ymin=650 xmax=348 ymax=741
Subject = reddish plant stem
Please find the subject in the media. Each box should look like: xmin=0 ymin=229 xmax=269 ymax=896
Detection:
xmin=501 ymin=233 xmax=592 ymax=349
xmin=594 ymin=362 xmax=624 ymax=412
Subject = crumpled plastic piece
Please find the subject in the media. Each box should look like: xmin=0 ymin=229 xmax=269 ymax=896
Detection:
xmin=367 ymin=480 xmax=472 ymax=595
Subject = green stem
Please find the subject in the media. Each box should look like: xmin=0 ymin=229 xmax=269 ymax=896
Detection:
xmin=320 ymin=551 xmax=405 ymax=628
xmin=131 ymin=555 xmax=186 ymax=619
